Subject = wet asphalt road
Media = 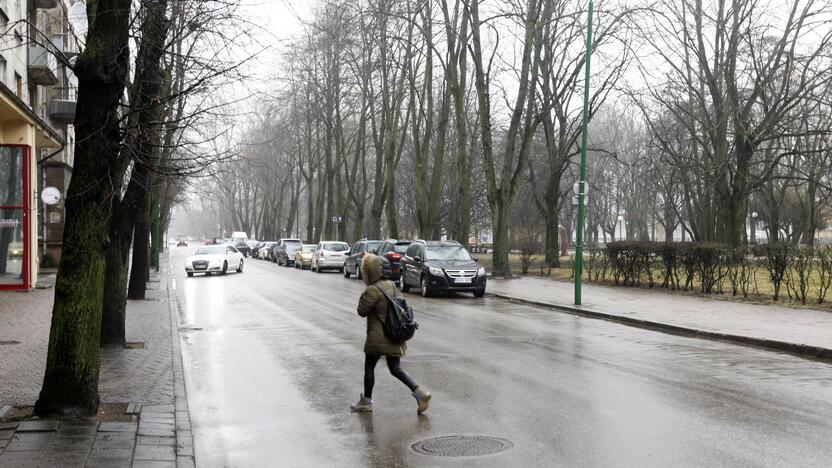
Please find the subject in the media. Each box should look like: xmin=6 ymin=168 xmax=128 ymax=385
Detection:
xmin=169 ymin=247 xmax=832 ymax=467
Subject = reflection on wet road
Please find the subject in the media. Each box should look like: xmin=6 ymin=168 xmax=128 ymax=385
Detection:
xmin=170 ymin=248 xmax=832 ymax=467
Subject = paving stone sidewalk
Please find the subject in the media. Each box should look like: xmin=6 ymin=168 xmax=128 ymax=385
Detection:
xmin=487 ymin=276 xmax=832 ymax=358
xmin=0 ymin=255 xmax=194 ymax=467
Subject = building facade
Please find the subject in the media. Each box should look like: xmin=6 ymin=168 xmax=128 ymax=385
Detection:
xmin=0 ymin=0 xmax=78 ymax=290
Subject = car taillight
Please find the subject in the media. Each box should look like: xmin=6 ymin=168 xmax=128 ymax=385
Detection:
xmin=385 ymin=252 xmax=402 ymax=262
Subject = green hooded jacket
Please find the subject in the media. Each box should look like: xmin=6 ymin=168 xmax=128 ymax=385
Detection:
xmin=357 ymin=254 xmax=406 ymax=356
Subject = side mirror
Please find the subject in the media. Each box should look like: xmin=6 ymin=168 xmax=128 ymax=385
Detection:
xmin=413 ymin=256 xmax=422 ymax=263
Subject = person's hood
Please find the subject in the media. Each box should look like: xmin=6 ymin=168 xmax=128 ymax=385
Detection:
xmin=361 ymin=253 xmax=383 ymax=285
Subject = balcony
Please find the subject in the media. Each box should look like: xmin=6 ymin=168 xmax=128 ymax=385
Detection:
xmin=35 ymin=0 xmax=59 ymax=9
xmin=49 ymin=87 xmax=77 ymax=123
xmin=28 ymin=46 xmax=59 ymax=86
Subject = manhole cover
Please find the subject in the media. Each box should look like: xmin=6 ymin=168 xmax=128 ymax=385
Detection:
xmin=406 ymin=354 xmax=452 ymax=363
xmin=412 ymin=436 xmax=513 ymax=457
xmin=0 ymin=341 xmax=20 ymax=346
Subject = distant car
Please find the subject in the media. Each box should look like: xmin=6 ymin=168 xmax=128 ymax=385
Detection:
xmin=377 ymin=240 xmax=412 ymax=281
xmin=399 ymin=240 xmax=486 ymax=297
xmin=176 ymin=239 xmax=188 ymax=247
xmin=343 ymin=239 xmax=391 ymax=279
xmin=311 ymin=241 xmax=349 ymax=273
xmin=259 ymin=242 xmax=277 ymax=260
xmin=294 ymin=244 xmax=317 ymax=270
xmin=203 ymin=239 xmax=215 ymax=245
xmin=184 ymin=245 xmax=244 ymax=277
xmin=277 ymin=243 xmax=301 ymax=267
xmin=234 ymin=240 xmax=251 ymax=257
xmin=246 ymin=240 xmax=260 ymax=257
xmin=273 ymin=238 xmax=303 ymax=265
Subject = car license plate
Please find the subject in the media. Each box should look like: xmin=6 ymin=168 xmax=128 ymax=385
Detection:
xmin=455 ymin=277 xmax=472 ymax=284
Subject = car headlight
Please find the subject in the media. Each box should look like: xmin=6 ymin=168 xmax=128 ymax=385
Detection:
xmin=478 ymin=266 xmax=486 ymax=276
xmin=428 ymin=266 xmax=444 ymax=276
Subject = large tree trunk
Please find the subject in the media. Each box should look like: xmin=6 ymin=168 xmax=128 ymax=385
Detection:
xmin=128 ymin=202 xmax=151 ymax=299
xmin=35 ymin=0 xmax=133 ymax=417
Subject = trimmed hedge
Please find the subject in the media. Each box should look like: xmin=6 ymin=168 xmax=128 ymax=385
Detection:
xmin=572 ymin=242 xmax=832 ymax=305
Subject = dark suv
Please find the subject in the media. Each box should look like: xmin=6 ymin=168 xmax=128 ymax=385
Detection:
xmin=273 ymin=238 xmax=303 ymax=266
xmin=399 ymin=240 xmax=486 ymax=297
xmin=377 ymin=240 xmax=412 ymax=281
xmin=343 ymin=239 xmax=391 ymax=280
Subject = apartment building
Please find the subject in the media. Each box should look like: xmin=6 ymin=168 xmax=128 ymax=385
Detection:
xmin=0 ymin=0 xmax=80 ymax=290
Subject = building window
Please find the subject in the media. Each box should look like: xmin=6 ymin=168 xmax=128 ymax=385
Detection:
xmin=0 ymin=55 xmax=6 ymax=87
xmin=14 ymin=72 xmax=21 ymax=98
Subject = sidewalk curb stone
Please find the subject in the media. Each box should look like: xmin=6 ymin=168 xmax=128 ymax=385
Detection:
xmin=486 ymin=292 xmax=832 ymax=361
xmin=167 ymin=270 xmax=196 ymax=468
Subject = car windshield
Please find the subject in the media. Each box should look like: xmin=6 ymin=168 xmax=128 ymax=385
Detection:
xmin=284 ymin=240 xmax=302 ymax=246
xmin=366 ymin=241 xmax=383 ymax=253
xmin=322 ymin=243 xmax=348 ymax=251
xmin=302 ymin=245 xmax=316 ymax=253
xmin=425 ymin=245 xmax=472 ymax=261
xmin=393 ymin=244 xmax=410 ymax=254
xmin=195 ymin=246 xmax=226 ymax=255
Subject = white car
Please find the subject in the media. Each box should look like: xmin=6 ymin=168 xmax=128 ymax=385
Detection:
xmin=311 ymin=241 xmax=350 ymax=273
xmin=185 ymin=245 xmax=244 ymax=277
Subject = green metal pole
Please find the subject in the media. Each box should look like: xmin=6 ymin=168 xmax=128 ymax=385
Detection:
xmin=575 ymin=0 xmax=594 ymax=306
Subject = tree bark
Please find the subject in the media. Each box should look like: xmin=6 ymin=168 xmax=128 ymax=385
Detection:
xmin=35 ymin=0 xmax=133 ymax=417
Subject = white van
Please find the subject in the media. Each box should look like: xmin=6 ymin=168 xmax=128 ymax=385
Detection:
xmin=231 ymin=231 xmax=248 ymax=242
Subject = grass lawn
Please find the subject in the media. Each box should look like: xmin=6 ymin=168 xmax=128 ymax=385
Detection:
xmin=478 ymin=253 xmax=832 ymax=311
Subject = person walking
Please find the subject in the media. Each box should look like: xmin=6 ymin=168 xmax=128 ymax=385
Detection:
xmin=351 ymin=253 xmax=431 ymax=414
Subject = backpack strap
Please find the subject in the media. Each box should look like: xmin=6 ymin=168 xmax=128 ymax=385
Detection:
xmin=373 ymin=282 xmax=396 ymax=301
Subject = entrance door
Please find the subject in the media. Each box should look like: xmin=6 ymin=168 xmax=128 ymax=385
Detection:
xmin=0 ymin=145 xmax=28 ymax=289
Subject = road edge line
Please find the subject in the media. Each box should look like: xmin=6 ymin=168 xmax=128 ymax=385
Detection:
xmin=485 ymin=292 xmax=832 ymax=362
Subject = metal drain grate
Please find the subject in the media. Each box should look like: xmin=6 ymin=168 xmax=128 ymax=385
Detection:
xmin=412 ymin=436 xmax=513 ymax=457
xmin=0 ymin=341 xmax=20 ymax=346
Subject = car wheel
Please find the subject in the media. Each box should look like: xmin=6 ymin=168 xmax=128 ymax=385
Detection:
xmin=399 ymin=275 xmax=409 ymax=293
xmin=343 ymin=266 xmax=350 ymax=278
xmin=316 ymin=265 xmax=322 ymax=274
xmin=356 ymin=266 xmax=362 ymax=281
xmin=474 ymin=289 xmax=485 ymax=298
xmin=221 ymin=261 xmax=228 ymax=275
xmin=420 ymin=276 xmax=431 ymax=298
xmin=237 ymin=259 xmax=243 ymax=273
xmin=187 ymin=272 xmax=193 ymax=277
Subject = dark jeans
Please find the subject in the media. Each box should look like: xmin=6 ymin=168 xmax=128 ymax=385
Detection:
xmin=363 ymin=353 xmax=418 ymax=398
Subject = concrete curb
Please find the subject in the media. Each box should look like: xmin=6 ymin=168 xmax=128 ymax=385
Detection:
xmin=165 ymin=258 xmax=196 ymax=468
xmin=486 ymin=292 xmax=832 ymax=362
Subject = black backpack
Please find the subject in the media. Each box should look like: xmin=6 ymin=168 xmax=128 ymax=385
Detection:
xmin=374 ymin=284 xmax=419 ymax=342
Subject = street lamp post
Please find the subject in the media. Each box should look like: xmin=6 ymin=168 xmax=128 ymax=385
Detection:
xmin=617 ymin=215 xmax=624 ymax=241
xmin=574 ymin=0 xmax=594 ymax=306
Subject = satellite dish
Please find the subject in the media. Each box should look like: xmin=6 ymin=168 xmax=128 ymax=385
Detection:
xmin=41 ymin=187 xmax=61 ymax=206
xmin=68 ymin=2 xmax=88 ymax=37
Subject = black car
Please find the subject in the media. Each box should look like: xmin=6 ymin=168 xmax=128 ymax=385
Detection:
xmin=234 ymin=240 xmax=251 ymax=257
xmin=274 ymin=238 xmax=303 ymax=266
xmin=377 ymin=240 xmax=412 ymax=281
xmin=343 ymin=239 xmax=392 ymax=280
xmin=399 ymin=240 xmax=486 ymax=297
xmin=277 ymin=244 xmax=302 ymax=266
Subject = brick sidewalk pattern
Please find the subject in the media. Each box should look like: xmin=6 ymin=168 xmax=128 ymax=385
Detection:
xmin=0 ymin=281 xmax=173 ymax=407
xmin=487 ymin=276 xmax=832 ymax=357
xmin=0 ymin=254 xmax=195 ymax=467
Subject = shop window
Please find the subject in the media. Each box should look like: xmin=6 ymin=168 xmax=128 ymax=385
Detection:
xmin=0 ymin=146 xmax=26 ymax=287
